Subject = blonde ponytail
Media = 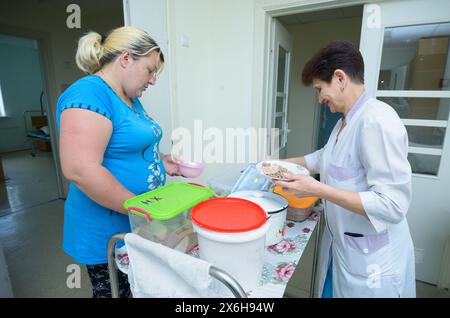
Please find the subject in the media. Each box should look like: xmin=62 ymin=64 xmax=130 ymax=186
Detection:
xmin=75 ymin=27 xmax=164 ymax=75
xmin=76 ymin=32 xmax=104 ymax=74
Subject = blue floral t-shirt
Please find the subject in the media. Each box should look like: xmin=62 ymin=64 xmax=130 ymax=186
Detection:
xmin=56 ymin=75 xmax=166 ymax=264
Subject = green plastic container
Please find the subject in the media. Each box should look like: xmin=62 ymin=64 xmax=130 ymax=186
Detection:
xmin=124 ymin=182 xmax=216 ymax=252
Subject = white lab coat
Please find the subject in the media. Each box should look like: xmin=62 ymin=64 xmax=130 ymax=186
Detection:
xmin=305 ymin=97 xmax=416 ymax=298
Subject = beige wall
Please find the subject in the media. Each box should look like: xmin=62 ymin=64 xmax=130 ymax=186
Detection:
xmin=164 ymin=0 xmax=257 ymax=184
xmin=285 ymin=16 xmax=362 ymax=158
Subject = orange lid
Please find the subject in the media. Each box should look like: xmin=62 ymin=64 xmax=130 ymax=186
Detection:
xmin=190 ymin=198 xmax=268 ymax=233
xmin=273 ymin=186 xmax=319 ymax=208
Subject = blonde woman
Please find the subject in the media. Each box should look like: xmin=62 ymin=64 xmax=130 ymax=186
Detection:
xmin=56 ymin=27 xmax=181 ymax=297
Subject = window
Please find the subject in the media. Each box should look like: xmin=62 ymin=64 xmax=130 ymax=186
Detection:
xmin=378 ymin=22 xmax=450 ymax=176
xmin=273 ymin=45 xmax=290 ymax=151
xmin=0 ymin=81 xmax=6 ymax=117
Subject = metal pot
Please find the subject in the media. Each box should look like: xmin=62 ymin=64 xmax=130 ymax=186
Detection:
xmin=228 ymin=190 xmax=288 ymax=246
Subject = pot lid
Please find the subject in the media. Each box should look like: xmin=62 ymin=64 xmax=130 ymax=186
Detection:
xmin=190 ymin=197 xmax=268 ymax=233
xmin=228 ymin=190 xmax=288 ymax=214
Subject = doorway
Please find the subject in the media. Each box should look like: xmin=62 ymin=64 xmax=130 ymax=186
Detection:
xmin=266 ymin=5 xmax=363 ymax=298
xmin=274 ymin=6 xmax=363 ymax=159
xmin=0 ymin=33 xmax=59 ymax=215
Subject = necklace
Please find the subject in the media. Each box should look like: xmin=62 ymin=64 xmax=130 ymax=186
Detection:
xmin=97 ymin=70 xmax=133 ymax=106
xmin=96 ymin=71 xmax=150 ymax=120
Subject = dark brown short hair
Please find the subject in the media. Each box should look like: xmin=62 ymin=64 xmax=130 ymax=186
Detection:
xmin=301 ymin=41 xmax=364 ymax=86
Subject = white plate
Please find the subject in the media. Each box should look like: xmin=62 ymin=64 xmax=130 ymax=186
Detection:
xmin=256 ymin=160 xmax=310 ymax=181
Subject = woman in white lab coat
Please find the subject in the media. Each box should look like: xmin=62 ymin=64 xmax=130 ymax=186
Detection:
xmin=275 ymin=41 xmax=416 ymax=298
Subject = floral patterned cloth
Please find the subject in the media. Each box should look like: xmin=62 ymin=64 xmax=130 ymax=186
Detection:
xmin=250 ymin=218 xmax=318 ymax=298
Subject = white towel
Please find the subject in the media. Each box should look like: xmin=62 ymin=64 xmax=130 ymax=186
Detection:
xmin=124 ymin=233 xmax=233 ymax=298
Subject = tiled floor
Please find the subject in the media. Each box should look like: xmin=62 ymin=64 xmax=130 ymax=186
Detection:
xmin=0 ymin=150 xmax=90 ymax=297
xmin=0 ymin=199 xmax=91 ymax=297
xmin=0 ymin=150 xmax=449 ymax=298
xmin=416 ymin=280 xmax=450 ymax=298
xmin=0 ymin=150 xmax=59 ymax=216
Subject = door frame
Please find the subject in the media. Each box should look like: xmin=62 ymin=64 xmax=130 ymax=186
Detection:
xmin=0 ymin=23 xmax=66 ymax=199
xmin=253 ymin=0 xmax=382 ymax=160
xmin=269 ymin=19 xmax=293 ymax=159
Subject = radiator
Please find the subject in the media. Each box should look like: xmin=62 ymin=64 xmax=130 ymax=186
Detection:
xmin=438 ymin=236 xmax=450 ymax=289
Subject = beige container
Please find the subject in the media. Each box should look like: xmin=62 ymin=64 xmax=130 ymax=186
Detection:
xmin=287 ymin=205 xmax=314 ymax=222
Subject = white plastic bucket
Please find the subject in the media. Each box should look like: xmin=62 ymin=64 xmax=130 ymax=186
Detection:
xmin=190 ymin=197 xmax=270 ymax=292
xmin=192 ymin=221 xmax=270 ymax=292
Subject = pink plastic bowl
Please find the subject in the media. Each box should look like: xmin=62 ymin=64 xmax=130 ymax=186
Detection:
xmin=179 ymin=161 xmax=204 ymax=178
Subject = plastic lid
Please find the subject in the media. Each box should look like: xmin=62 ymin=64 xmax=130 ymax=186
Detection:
xmin=190 ymin=197 xmax=268 ymax=233
xmin=229 ymin=190 xmax=288 ymax=214
xmin=124 ymin=182 xmax=215 ymax=221
xmin=273 ymin=186 xmax=319 ymax=208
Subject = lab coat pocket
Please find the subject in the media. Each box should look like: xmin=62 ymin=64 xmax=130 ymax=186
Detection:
xmin=343 ymin=231 xmax=390 ymax=277
xmin=328 ymin=164 xmax=361 ymax=183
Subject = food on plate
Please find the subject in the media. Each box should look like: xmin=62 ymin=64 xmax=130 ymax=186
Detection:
xmin=256 ymin=160 xmax=309 ymax=180
xmin=261 ymin=162 xmax=290 ymax=179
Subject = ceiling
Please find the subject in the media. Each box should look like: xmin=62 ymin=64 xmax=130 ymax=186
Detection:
xmin=384 ymin=23 xmax=450 ymax=48
xmin=277 ymin=6 xmax=450 ymax=49
xmin=277 ymin=6 xmax=363 ymax=25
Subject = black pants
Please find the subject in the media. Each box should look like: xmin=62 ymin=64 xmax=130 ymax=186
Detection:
xmin=86 ymin=263 xmax=131 ymax=298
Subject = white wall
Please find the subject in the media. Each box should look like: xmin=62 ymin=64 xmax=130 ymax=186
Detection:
xmin=124 ymin=0 xmax=173 ymax=155
xmin=285 ymin=16 xmax=362 ymax=158
xmin=125 ymin=0 xmax=258 ymax=185
xmin=170 ymin=0 xmax=255 ymax=131
xmin=167 ymin=0 xmax=257 ymax=184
